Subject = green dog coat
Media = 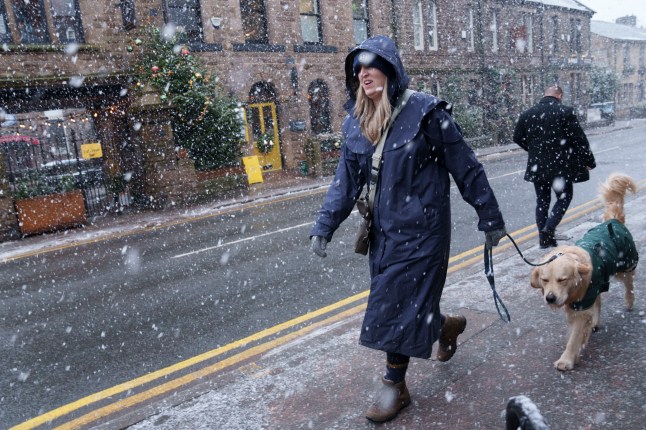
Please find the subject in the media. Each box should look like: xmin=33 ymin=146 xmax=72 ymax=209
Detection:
xmin=571 ymin=219 xmax=638 ymax=311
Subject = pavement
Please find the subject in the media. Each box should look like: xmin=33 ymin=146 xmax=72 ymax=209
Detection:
xmin=4 ymin=118 xmax=646 ymax=429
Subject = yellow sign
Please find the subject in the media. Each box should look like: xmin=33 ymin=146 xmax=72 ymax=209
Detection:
xmin=242 ymin=155 xmax=264 ymax=185
xmin=81 ymin=143 xmax=103 ymax=159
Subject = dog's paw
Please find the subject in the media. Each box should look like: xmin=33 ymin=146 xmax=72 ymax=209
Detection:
xmin=554 ymin=358 xmax=575 ymax=371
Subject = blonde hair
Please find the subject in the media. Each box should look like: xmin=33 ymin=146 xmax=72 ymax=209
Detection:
xmin=353 ymin=79 xmax=392 ymax=145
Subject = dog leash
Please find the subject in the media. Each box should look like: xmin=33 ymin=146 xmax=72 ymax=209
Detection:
xmin=505 ymin=234 xmax=562 ymax=267
xmin=484 ymin=243 xmax=511 ymax=323
xmin=484 ymin=234 xmax=562 ymax=323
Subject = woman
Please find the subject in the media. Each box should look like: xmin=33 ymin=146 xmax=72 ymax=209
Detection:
xmin=310 ymin=35 xmax=506 ymax=422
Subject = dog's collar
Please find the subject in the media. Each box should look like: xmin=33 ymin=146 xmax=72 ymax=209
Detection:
xmin=542 ymin=252 xmax=564 ymax=266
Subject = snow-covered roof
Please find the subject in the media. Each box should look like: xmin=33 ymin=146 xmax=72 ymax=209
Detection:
xmin=591 ymin=21 xmax=646 ymax=41
xmin=526 ymin=0 xmax=594 ymax=13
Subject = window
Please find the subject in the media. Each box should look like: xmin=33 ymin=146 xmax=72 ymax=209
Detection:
xmin=1 ymin=1 xmax=10 ymax=43
xmin=300 ymin=0 xmax=321 ymax=44
xmin=623 ymin=83 xmax=633 ymax=104
xmin=308 ymin=80 xmax=332 ymax=134
xmin=467 ymin=8 xmax=474 ymax=51
xmin=165 ymin=0 xmax=203 ymax=43
xmin=50 ymin=0 xmax=84 ymax=43
xmin=352 ymin=0 xmax=369 ymax=45
xmin=638 ymin=81 xmax=645 ymax=103
xmin=570 ymin=72 xmax=581 ymax=104
xmin=240 ymin=0 xmax=268 ymax=44
xmin=412 ymin=1 xmax=423 ymax=50
xmin=551 ymin=16 xmax=558 ymax=54
xmin=639 ymin=46 xmax=645 ymax=67
xmin=525 ymin=15 xmax=533 ymax=53
xmin=427 ymin=0 xmax=437 ymax=50
xmin=512 ymin=15 xmax=531 ymax=53
xmin=568 ymin=18 xmax=581 ymax=55
xmin=574 ymin=18 xmax=581 ymax=53
xmin=623 ymin=44 xmax=630 ymax=67
xmin=490 ymin=10 xmax=498 ymax=52
xmin=120 ymin=0 xmax=136 ymax=31
xmin=521 ymin=75 xmax=536 ymax=106
xmin=11 ymin=0 xmax=50 ymax=44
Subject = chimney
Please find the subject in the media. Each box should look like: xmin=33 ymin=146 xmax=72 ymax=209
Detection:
xmin=615 ymin=15 xmax=636 ymax=26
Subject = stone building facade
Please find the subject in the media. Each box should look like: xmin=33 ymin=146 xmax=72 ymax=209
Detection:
xmin=590 ymin=17 xmax=646 ymax=118
xmin=0 ymin=0 xmax=595 ymax=240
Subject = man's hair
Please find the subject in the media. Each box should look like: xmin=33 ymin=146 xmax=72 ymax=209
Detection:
xmin=544 ymin=85 xmax=563 ymax=98
xmin=353 ymin=78 xmax=392 ymax=145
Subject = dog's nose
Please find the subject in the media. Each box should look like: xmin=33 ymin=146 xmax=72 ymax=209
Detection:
xmin=545 ymin=292 xmax=557 ymax=304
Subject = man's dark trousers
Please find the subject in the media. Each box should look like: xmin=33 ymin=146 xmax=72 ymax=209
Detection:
xmin=534 ymin=180 xmax=573 ymax=233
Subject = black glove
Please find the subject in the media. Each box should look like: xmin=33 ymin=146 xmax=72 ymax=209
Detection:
xmin=485 ymin=227 xmax=506 ymax=248
xmin=311 ymin=236 xmax=328 ymax=258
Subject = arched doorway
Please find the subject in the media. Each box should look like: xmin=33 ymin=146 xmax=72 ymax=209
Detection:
xmin=244 ymin=81 xmax=282 ymax=171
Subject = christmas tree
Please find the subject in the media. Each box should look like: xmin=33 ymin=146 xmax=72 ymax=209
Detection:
xmin=132 ymin=26 xmax=243 ymax=170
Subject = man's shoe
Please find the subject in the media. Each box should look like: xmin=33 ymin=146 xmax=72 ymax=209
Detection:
xmin=539 ymin=230 xmax=558 ymax=249
xmin=437 ymin=315 xmax=467 ymax=362
xmin=365 ymin=377 xmax=411 ymax=422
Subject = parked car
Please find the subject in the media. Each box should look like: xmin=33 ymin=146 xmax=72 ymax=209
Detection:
xmin=589 ymin=101 xmax=615 ymax=125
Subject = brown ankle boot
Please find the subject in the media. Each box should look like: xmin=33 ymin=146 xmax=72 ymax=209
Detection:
xmin=365 ymin=377 xmax=411 ymax=422
xmin=437 ymin=315 xmax=467 ymax=362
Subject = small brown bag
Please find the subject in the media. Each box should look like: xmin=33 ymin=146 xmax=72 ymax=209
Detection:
xmin=354 ymin=197 xmax=371 ymax=255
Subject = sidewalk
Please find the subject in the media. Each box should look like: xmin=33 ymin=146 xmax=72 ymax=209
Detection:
xmin=102 ymin=191 xmax=645 ymax=430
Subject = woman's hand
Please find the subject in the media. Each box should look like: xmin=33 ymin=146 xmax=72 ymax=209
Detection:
xmin=311 ymin=236 xmax=328 ymax=258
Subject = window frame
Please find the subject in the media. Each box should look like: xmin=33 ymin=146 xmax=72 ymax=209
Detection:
xmin=412 ymin=0 xmax=424 ymax=51
xmin=467 ymin=7 xmax=474 ymax=51
xmin=300 ymin=0 xmax=322 ymax=44
xmin=551 ymin=15 xmax=558 ymax=55
xmin=426 ymin=0 xmax=437 ymax=51
xmin=10 ymin=0 xmax=51 ymax=44
xmin=119 ymin=0 xmax=136 ymax=31
xmin=490 ymin=9 xmax=498 ymax=52
xmin=352 ymin=0 xmax=369 ymax=45
xmin=163 ymin=0 xmax=204 ymax=44
xmin=308 ymin=79 xmax=332 ymax=135
xmin=49 ymin=0 xmax=85 ymax=44
xmin=525 ymin=14 xmax=533 ymax=54
xmin=0 ymin=1 xmax=11 ymax=44
xmin=240 ymin=0 xmax=269 ymax=44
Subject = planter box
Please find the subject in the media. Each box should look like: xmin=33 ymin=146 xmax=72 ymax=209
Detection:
xmin=15 ymin=189 xmax=87 ymax=235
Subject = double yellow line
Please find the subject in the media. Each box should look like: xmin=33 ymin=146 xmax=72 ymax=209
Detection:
xmin=12 ymin=186 xmax=641 ymax=429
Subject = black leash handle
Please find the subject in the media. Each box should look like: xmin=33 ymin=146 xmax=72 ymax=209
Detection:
xmin=483 ymin=233 xmax=561 ymax=323
xmin=484 ymin=243 xmax=511 ymax=323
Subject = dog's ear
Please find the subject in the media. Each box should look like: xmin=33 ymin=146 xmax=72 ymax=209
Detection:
xmin=577 ymin=262 xmax=592 ymax=275
xmin=530 ymin=267 xmax=541 ymax=289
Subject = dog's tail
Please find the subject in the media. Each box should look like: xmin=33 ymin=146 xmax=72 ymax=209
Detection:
xmin=600 ymin=173 xmax=638 ymax=223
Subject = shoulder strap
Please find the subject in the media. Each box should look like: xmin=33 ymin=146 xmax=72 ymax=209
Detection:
xmin=367 ymin=89 xmax=414 ymax=210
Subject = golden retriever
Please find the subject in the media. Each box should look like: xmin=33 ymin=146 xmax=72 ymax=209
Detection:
xmin=530 ymin=173 xmax=639 ymax=371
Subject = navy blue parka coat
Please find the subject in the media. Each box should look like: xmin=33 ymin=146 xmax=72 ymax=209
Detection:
xmin=310 ymin=36 xmax=505 ymax=359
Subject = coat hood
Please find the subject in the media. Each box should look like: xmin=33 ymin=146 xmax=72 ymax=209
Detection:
xmin=344 ymin=35 xmax=409 ymax=108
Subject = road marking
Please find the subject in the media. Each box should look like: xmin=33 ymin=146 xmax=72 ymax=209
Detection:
xmin=171 ymin=220 xmax=317 ymax=258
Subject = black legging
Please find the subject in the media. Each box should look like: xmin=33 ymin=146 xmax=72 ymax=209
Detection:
xmin=533 ymin=180 xmax=573 ymax=232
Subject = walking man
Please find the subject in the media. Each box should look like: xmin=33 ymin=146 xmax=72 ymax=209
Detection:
xmin=513 ymin=85 xmax=595 ymax=248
